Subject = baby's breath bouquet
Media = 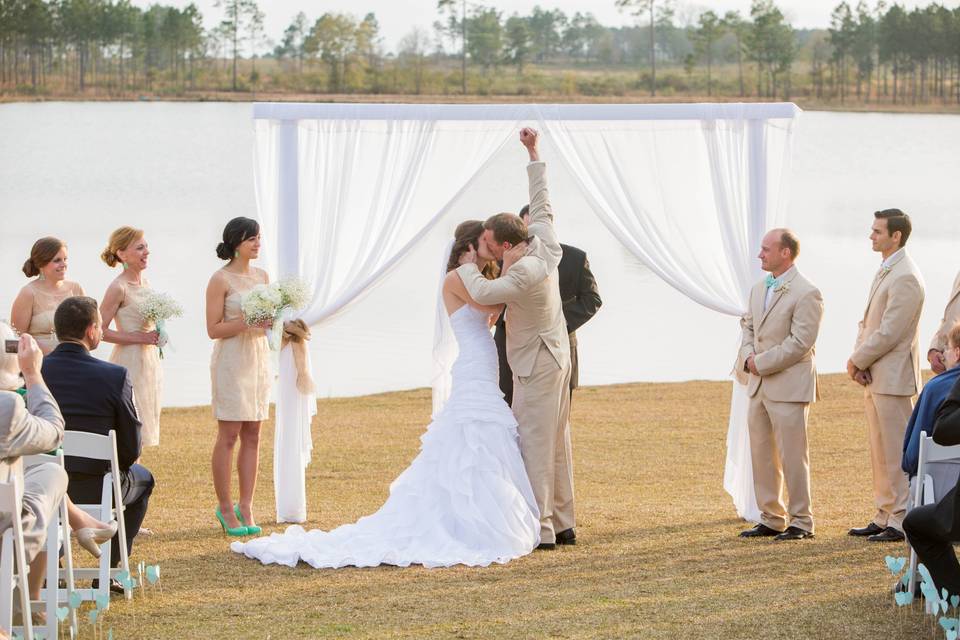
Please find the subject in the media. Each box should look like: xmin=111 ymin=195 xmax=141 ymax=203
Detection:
xmin=137 ymin=290 xmax=183 ymax=358
xmin=241 ymin=278 xmax=311 ymax=350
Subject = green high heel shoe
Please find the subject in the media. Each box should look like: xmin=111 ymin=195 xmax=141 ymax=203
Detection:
xmin=234 ymin=504 xmax=262 ymax=535
xmin=215 ymin=506 xmax=249 ymax=536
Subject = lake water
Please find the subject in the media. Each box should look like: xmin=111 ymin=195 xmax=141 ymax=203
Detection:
xmin=1 ymin=103 xmax=958 ymax=407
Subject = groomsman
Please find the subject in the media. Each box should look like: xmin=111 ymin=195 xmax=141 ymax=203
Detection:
xmin=495 ymin=208 xmax=602 ymax=406
xmin=928 ymin=269 xmax=960 ymax=374
xmin=737 ymin=229 xmax=823 ymax=541
xmin=847 ymin=209 xmax=924 ymax=543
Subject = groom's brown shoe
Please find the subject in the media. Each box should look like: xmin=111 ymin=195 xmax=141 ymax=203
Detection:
xmin=556 ymin=528 xmax=576 ymax=545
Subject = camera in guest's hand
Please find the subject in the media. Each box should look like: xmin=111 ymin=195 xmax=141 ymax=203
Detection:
xmin=4 ymin=339 xmax=17 ymax=354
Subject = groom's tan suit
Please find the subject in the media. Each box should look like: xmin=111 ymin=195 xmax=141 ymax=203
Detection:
xmin=457 ymin=161 xmax=574 ymax=544
xmin=738 ymin=266 xmax=823 ymax=533
xmin=850 ymin=249 xmax=924 ymax=532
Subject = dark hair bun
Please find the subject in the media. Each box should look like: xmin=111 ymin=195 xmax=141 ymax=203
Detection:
xmin=22 ymin=258 xmax=39 ymax=278
xmin=216 ymin=242 xmax=233 ymax=261
xmin=218 ymin=217 xmax=260 ymax=261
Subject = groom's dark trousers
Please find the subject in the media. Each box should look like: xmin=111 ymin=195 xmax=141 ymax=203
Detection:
xmin=904 ymin=376 xmax=960 ymax=595
xmin=42 ymin=342 xmax=155 ymax=566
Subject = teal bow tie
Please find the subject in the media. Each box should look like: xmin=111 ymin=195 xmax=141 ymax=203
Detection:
xmin=765 ymin=274 xmax=781 ymax=289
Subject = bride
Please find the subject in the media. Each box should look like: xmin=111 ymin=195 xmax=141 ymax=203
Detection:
xmin=230 ymin=221 xmax=540 ymax=568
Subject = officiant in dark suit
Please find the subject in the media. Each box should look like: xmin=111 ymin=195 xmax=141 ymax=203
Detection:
xmin=495 ymin=205 xmax=602 ymax=406
xmin=903 ymin=372 xmax=960 ymax=595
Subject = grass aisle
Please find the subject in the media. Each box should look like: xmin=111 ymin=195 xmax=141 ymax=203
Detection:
xmin=91 ymin=373 xmax=926 ymax=638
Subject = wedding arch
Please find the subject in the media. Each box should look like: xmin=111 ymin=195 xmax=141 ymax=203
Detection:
xmin=251 ymin=101 xmax=801 ymax=524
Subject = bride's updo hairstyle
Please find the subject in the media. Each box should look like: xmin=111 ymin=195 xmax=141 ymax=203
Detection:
xmin=447 ymin=220 xmax=499 ymax=280
xmin=216 ymin=216 xmax=260 ymax=261
xmin=23 ymin=237 xmax=65 ymax=278
xmin=101 ymin=226 xmax=144 ymax=267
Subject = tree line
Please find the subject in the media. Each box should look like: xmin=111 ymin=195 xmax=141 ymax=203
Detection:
xmin=1 ymin=0 xmax=958 ymax=105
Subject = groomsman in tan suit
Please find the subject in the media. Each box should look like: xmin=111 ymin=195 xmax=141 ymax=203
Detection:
xmin=457 ymin=128 xmax=574 ymax=549
xmin=737 ymin=229 xmax=824 ymax=541
xmin=928 ymin=270 xmax=960 ymax=374
xmin=847 ymin=209 xmax=924 ymax=543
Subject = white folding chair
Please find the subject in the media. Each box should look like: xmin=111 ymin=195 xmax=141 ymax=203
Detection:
xmin=908 ymin=431 xmax=960 ymax=602
xmin=0 ymin=458 xmax=33 ymax=640
xmin=61 ymin=430 xmax=131 ymax=605
xmin=23 ymin=450 xmax=78 ymax=638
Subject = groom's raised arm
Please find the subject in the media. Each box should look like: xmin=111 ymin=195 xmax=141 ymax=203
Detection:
xmin=522 ymin=130 xmax=562 ymax=274
xmin=457 ymin=258 xmax=546 ymax=306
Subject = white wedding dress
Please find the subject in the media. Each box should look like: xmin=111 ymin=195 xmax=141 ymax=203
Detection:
xmin=231 ymin=304 xmax=540 ymax=568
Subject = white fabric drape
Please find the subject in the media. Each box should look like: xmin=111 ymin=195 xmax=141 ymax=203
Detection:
xmin=253 ymin=102 xmax=801 ymax=524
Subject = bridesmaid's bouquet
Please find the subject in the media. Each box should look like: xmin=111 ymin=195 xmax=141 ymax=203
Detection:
xmin=241 ymin=277 xmax=311 ymax=350
xmin=138 ymin=290 xmax=184 ymax=359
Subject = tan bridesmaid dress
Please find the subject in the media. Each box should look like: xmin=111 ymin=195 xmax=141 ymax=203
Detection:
xmin=26 ymin=281 xmax=84 ymax=353
xmin=210 ymin=269 xmax=271 ymax=422
xmin=109 ymin=281 xmax=163 ymax=447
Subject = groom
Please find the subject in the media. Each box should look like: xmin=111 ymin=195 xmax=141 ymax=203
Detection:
xmin=457 ymin=128 xmax=574 ymax=549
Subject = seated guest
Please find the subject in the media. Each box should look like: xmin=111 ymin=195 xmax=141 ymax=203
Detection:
xmin=902 ymin=322 xmax=960 ymax=484
xmin=903 ymin=374 xmax=960 ymax=596
xmin=0 ymin=326 xmax=68 ymax=611
xmin=41 ymin=296 xmax=154 ymax=573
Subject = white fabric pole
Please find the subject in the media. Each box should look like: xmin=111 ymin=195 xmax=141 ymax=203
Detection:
xmin=253 ymin=102 xmax=801 ymax=523
xmin=272 ymin=121 xmax=316 ymax=523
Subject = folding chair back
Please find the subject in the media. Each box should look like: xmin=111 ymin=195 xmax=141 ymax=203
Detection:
xmin=61 ymin=430 xmax=131 ymax=603
xmin=23 ymin=451 xmax=78 ymax=637
xmin=908 ymin=432 xmax=960 ymax=599
xmin=0 ymin=458 xmax=33 ymax=640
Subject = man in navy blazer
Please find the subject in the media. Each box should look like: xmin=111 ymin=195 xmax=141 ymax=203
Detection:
xmin=41 ymin=296 xmax=154 ymax=569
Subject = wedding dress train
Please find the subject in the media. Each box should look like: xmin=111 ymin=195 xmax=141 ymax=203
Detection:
xmin=231 ymin=304 xmax=540 ymax=568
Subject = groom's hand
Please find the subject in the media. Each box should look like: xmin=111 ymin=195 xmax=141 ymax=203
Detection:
xmin=458 ymin=243 xmax=477 ymax=266
xmin=520 ymin=127 xmax=540 ymax=162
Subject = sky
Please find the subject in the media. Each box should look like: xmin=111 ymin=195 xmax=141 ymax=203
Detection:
xmin=135 ymin=0 xmax=958 ymax=53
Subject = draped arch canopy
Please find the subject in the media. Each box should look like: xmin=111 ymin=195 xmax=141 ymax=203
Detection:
xmin=252 ymin=101 xmax=801 ymax=524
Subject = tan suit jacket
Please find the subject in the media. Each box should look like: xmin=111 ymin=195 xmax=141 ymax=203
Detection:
xmin=0 ymin=384 xmax=67 ymax=562
xmin=0 ymin=385 xmax=63 ymax=461
xmin=930 ymin=270 xmax=960 ymax=353
xmin=850 ymin=251 xmax=925 ymax=396
xmin=457 ymin=161 xmax=570 ymax=377
xmin=738 ymin=267 xmax=824 ymax=403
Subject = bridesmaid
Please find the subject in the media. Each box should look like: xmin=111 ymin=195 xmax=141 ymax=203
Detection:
xmin=205 ymin=217 xmax=270 ymax=537
xmin=10 ymin=237 xmax=119 ymax=558
xmin=99 ymin=227 xmax=163 ymax=447
xmin=11 ymin=237 xmax=85 ymax=354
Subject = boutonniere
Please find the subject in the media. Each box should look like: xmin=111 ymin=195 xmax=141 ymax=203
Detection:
xmin=881 ymin=264 xmax=893 ymax=274
xmin=774 ymin=282 xmax=790 ymax=294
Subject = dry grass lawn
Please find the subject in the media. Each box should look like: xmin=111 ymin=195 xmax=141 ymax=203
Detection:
xmin=86 ymin=373 xmax=932 ymax=639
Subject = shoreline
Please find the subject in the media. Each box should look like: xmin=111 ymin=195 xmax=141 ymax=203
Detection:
xmin=3 ymin=91 xmax=960 ymax=115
